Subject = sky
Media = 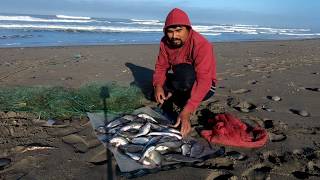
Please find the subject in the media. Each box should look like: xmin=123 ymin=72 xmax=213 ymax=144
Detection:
xmin=1 ymin=0 xmax=319 ymax=29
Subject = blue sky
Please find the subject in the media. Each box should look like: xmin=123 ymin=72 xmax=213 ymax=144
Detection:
xmin=1 ymin=0 xmax=319 ymax=29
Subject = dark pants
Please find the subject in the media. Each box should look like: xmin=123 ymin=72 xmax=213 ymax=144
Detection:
xmin=160 ymin=63 xmax=215 ymax=119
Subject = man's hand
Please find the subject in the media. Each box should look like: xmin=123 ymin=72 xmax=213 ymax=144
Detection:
xmin=154 ymin=86 xmax=172 ymax=104
xmin=173 ymin=109 xmax=192 ymax=138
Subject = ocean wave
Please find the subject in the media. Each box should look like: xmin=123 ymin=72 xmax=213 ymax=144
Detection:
xmin=56 ymin=15 xmax=91 ymax=20
xmin=201 ymin=33 xmax=222 ymax=36
xmin=279 ymin=32 xmax=320 ymax=36
xmin=0 ymin=24 xmax=163 ymax=32
xmin=130 ymin=19 xmax=163 ymax=26
xmin=0 ymin=15 xmax=94 ymax=23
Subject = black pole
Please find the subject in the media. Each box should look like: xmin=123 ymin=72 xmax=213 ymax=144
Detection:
xmin=100 ymin=86 xmax=114 ymax=180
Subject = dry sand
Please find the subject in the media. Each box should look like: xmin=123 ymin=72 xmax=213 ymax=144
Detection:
xmin=1 ymin=39 xmax=320 ymax=179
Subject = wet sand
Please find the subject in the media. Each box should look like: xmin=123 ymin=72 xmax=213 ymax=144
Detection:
xmin=1 ymin=39 xmax=320 ymax=179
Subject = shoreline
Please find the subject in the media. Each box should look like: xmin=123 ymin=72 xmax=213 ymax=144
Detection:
xmin=1 ymin=37 xmax=320 ymax=49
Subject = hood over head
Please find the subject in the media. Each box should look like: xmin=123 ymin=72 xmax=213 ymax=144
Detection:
xmin=164 ymin=8 xmax=192 ymax=30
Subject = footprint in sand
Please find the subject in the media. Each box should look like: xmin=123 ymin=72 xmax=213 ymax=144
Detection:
xmin=205 ymin=170 xmax=234 ymax=180
xmin=230 ymin=88 xmax=251 ymax=94
xmin=289 ymin=109 xmax=310 ymax=117
xmin=241 ymin=163 xmax=272 ymax=180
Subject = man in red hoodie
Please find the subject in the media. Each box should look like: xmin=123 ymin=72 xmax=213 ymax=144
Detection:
xmin=153 ymin=8 xmax=217 ymax=137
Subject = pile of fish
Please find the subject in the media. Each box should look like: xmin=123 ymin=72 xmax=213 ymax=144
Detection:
xmin=95 ymin=113 xmax=221 ymax=171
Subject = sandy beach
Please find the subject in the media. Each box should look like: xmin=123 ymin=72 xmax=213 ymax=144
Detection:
xmin=1 ymin=39 xmax=320 ymax=179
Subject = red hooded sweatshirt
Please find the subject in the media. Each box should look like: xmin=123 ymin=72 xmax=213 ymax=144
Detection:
xmin=153 ymin=8 xmax=217 ymax=112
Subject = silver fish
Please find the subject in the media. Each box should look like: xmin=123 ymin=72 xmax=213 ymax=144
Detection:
xmin=131 ymin=137 xmax=150 ymax=145
xmin=133 ymin=122 xmax=151 ymax=138
xmin=120 ymin=122 xmax=144 ymax=132
xmin=150 ymin=123 xmax=167 ymax=131
xmin=106 ymin=118 xmax=129 ymax=128
xmin=148 ymin=132 xmax=182 ymax=140
xmin=107 ymin=126 xmax=121 ymax=134
xmin=156 ymin=141 xmax=182 ymax=149
xmin=147 ymin=149 xmax=162 ymax=166
xmin=140 ymin=146 xmax=155 ymax=162
xmin=142 ymin=159 xmax=153 ymax=166
xmin=109 ymin=137 xmax=128 ymax=147
xmin=155 ymin=145 xmax=170 ymax=152
xmin=181 ymin=144 xmax=191 ymax=156
xmin=167 ymin=128 xmax=181 ymax=134
xmin=125 ymin=152 xmax=141 ymax=161
xmin=122 ymin=114 xmax=137 ymax=121
xmin=95 ymin=126 xmax=107 ymax=134
xmin=137 ymin=113 xmax=158 ymax=123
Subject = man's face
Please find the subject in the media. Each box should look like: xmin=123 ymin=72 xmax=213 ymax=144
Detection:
xmin=166 ymin=26 xmax=189 ymax=48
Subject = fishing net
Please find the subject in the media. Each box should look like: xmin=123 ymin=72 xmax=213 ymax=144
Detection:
xmin=0 ymin=83 xmax=144 ymax=119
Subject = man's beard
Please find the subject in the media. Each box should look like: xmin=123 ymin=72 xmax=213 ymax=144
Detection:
xmin=168 ymin=38 xmax=183 ymax=48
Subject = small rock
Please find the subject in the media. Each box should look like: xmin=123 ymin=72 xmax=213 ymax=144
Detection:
xmin=0 ymin=158 xmax=11 ymax=170
xmin=269 ymin=133 xmax=286 ymax=142
xmin=89 ymin=149 xmax=107 ymax=164
xmin=62 ymin=134 xmax=89 ymax=153
xmin=267 ymin=96 xmax=281 ymax=101
xmin=290 ymin=109 xmax=310 ymax=117
xmin=73 ymin=54 xmax=82 ymax=59
xmin=226 ymin=151 xmax=247 ymax=161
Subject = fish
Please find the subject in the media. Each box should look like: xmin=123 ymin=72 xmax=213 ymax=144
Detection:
xmin=181 ymin=144 xmax=191 ymax=156
xmin=133 ymin=122 xmax=151 ymax=138
xmin=106 ymin=118 xmax=130 ymax=129
xmin=120 ymin=122 xmax=144 ymax=132
xmin=95 ymin=126 xmax=107 ymax=134
xmin=131 ymin=137 xmax=150 ymax=145
xmin=140 ymin=146 xmax=156 ymax=162
xmin=137 ymin=113 xmax=158 ymax=123
xmin=156 ymin=141 xmax=183 ymax=150
xmin=109 ymin=137 xmax=129 ymax=147
xmin=122 ymin=114 xmax=137 ymax=121
xmin=155 ymin=145 xmax=170 ymax=152
xmin=147 ymin=149 xmax=162 ymax=166
xmin=166 ymin=128 xmax=181 ymax=134
xmin=148 ymin=132 xmax=182 ymax=140
xmin=125 ymin=152 xmax=141 ymax=161
xmin=107 ymin=126 xmax=121 ymax=134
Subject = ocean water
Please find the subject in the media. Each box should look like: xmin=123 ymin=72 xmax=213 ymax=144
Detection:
xmin=0 ymin=13 xmax=320 ymax=47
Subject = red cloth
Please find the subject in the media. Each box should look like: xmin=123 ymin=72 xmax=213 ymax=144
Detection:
xmin=153 ymin=8 xmax=217 ymax=112
xmin=201 ymin=113 xmax=268 ymax=148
